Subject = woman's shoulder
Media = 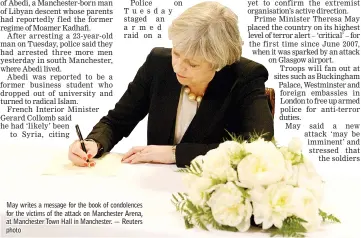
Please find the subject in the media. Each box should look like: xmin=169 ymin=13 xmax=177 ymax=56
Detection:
xmin=149 ymin=47 xmax=172 ymax=58
xmin=146 ymin=47 xmax=172 ymax=63
xmin=144 ymin=47 xmax=172 ymax=71
xmin=230 ymin=57 xmax=269 ymax=83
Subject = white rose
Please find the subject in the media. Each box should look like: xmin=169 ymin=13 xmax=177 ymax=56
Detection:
xmin=243 ymin=138 xmax=274 ymax=156
xmin=218 ymin=141 xmax=246 ymax=165
xmin=288 ymin=137 xmax=303 ymax=154
xmin=291 ymin=188 xmax=322 ymax=231
xmin=202 ymin=148 xmax=237 ymax=182
xmin=182 ymin=173 xmax=198 ymax=189
xmin=279 ymin=146 xmax=303 ymax=165
xmin=283 ymin=160 xmax=296 ymax=186
xmin=182 ymin=174 xmax=214 ymax=206
xmin=297 ymin=165 xmax=324 ymax=204
xmin=301 ymin=156 xmax=318 ymax=174
xmin=237 ymin=140 xmax=287 ymax=188
xmin=207 ymin=182 xmax=252 ymax=231
xmin=287 ymin=157 xmax=324 ymax=204
xmin=249 ymin=183 xmax=294 ymax=229
xmin=279 ymin=146 xmax=294 ymax=161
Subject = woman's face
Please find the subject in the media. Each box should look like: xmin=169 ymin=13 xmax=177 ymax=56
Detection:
xmin=171 ymin=48 xmax=216 ymax=87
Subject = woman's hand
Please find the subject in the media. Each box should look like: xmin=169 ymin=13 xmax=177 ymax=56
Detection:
xmin=68 ymin=140 xmax=98 ymax=167
xmin=122 ymin=145 xmax=175 ymax=164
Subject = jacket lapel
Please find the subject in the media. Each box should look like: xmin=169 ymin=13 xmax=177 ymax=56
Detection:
xmin=153 ymin=70 xmax=181 ymax=145
xmin=181 ymin=66 xmax=236 ymax=143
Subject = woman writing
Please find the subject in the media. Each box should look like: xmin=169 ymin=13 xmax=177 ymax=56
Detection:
xmin=68 ymin=1 xmax=274 ymax=168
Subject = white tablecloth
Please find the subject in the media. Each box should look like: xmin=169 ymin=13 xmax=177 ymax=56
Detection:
xmin=0 ymin=143 xmax=360 ymax=238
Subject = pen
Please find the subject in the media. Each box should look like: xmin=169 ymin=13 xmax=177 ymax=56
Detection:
xmin=75 ymin=124 xmax=89 ymax=163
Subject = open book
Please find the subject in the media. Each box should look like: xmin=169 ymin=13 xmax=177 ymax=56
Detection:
xmin=42 ymin=152 xmax=123 ymax=176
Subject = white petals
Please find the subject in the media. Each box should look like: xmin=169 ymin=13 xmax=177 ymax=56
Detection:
xmin=182 ymin=174 xmax=214 ymax=206
xmin=207 ymin=182 xmax=252 ymax=231
xmin=291 ymin=188 xmax=322 ymax=231
xmin=177 ymin=137 xmax=329 ymax=235
xmin=202 ymin=148 xmax=237 ymax=182
xmin=237 ymin=139 xmax=287 ymax=188
xmin=288 ymin=137 xmax=303 ymax=154
xmin=218 ymin=141 xmax=246 ymax=165
xmin=250 ymin=183 xmax=294 ymax=229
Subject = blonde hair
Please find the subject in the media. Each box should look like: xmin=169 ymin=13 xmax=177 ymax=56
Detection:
xmin=168 ymin=1 xmax=242 ymax=71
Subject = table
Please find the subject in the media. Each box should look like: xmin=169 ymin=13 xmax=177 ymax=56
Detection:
xmin=0 ymin=143 xmax=360 ymax=238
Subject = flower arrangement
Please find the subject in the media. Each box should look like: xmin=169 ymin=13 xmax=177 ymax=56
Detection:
xmin=172 ymin=136 xmax=340 ymax=237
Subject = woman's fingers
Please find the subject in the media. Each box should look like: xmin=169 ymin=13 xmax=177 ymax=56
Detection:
xmin=84 ymin=141 xmax=98 ymax=159
xmin=122 ymin=151 xmax=144 ymax=163
xmin=122 ymin=146 xmax=146 ymax=161
xmin=122 ymin=152 xmax=138 ymax=163
xmin=70 ymin=141 xmax=87 ymax=160
xmin=87 ymin=159 xmax=96 ymax=167
xmin=68 ymin=152 xmax=96 ymax=167
xmin=68 ymin=140 xmax=97 ymax=167
xmin=68 ymin=150 xmax=88 ymax=167
xmin=130 ymin=153 xmax=150 ymax=164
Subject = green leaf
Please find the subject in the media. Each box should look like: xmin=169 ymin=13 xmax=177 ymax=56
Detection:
xmin=184 ymin=216 xmax=194 ymax=229
xmin=233 ymin=183 xmax=250 ymax=199
xmin=271 ymin=137 xmax=279 ymax=147
xmin=270 ymin=216 xmax=307 ymax=237
xmin=194 ymin=161 xmax=203 ymax=173
xmin=225 ymin=130 xmax=245 ymax=143
xmin=204 ymin=209 xmax=238 ymax=232
xmin=176 ymin=198 xmax=243 ymax=232
xmin=176 ymin=165 xmax=202 ymax=176
xmin=224 ymin=129 xmax=272 ymax=144
xmin=229 ymin=149 xmax=250 ymax=166
xmin=178 ymin=199 xmax=210 ymax=231
xmin=248 ymin=130 xmax=271 ymax=143
xmin=190 ymin=164 xmax=196 ymax=174
xmin=291 ymin=153 xmax=304 ymax=165
xmin=180 ymin=200 xmax=187 ymax=212
xmin=171 ymin=193 xmax=189 ymax=212
xmin=172 ymin=194 xmax=179 ymax=203
xmin=176 ymin=168 xmax=190 ymax=173
xmin=184 ymin=209 xmax=191 ymax=216
xmin=194 ymin=215 xmax=208 ymax=231
xmin=211 ymin=178 xmax=225 ymax=185
xmin=319 ymin=209 xmax=341 ymax=223
xmin=178 ymin=192 xmax=185 ymax=200
xmin=186 ymin=200 xmax=198 ymax=213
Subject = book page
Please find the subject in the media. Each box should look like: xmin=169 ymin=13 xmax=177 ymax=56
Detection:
xmin=42 ymin=152 xmax=123 ymax=176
